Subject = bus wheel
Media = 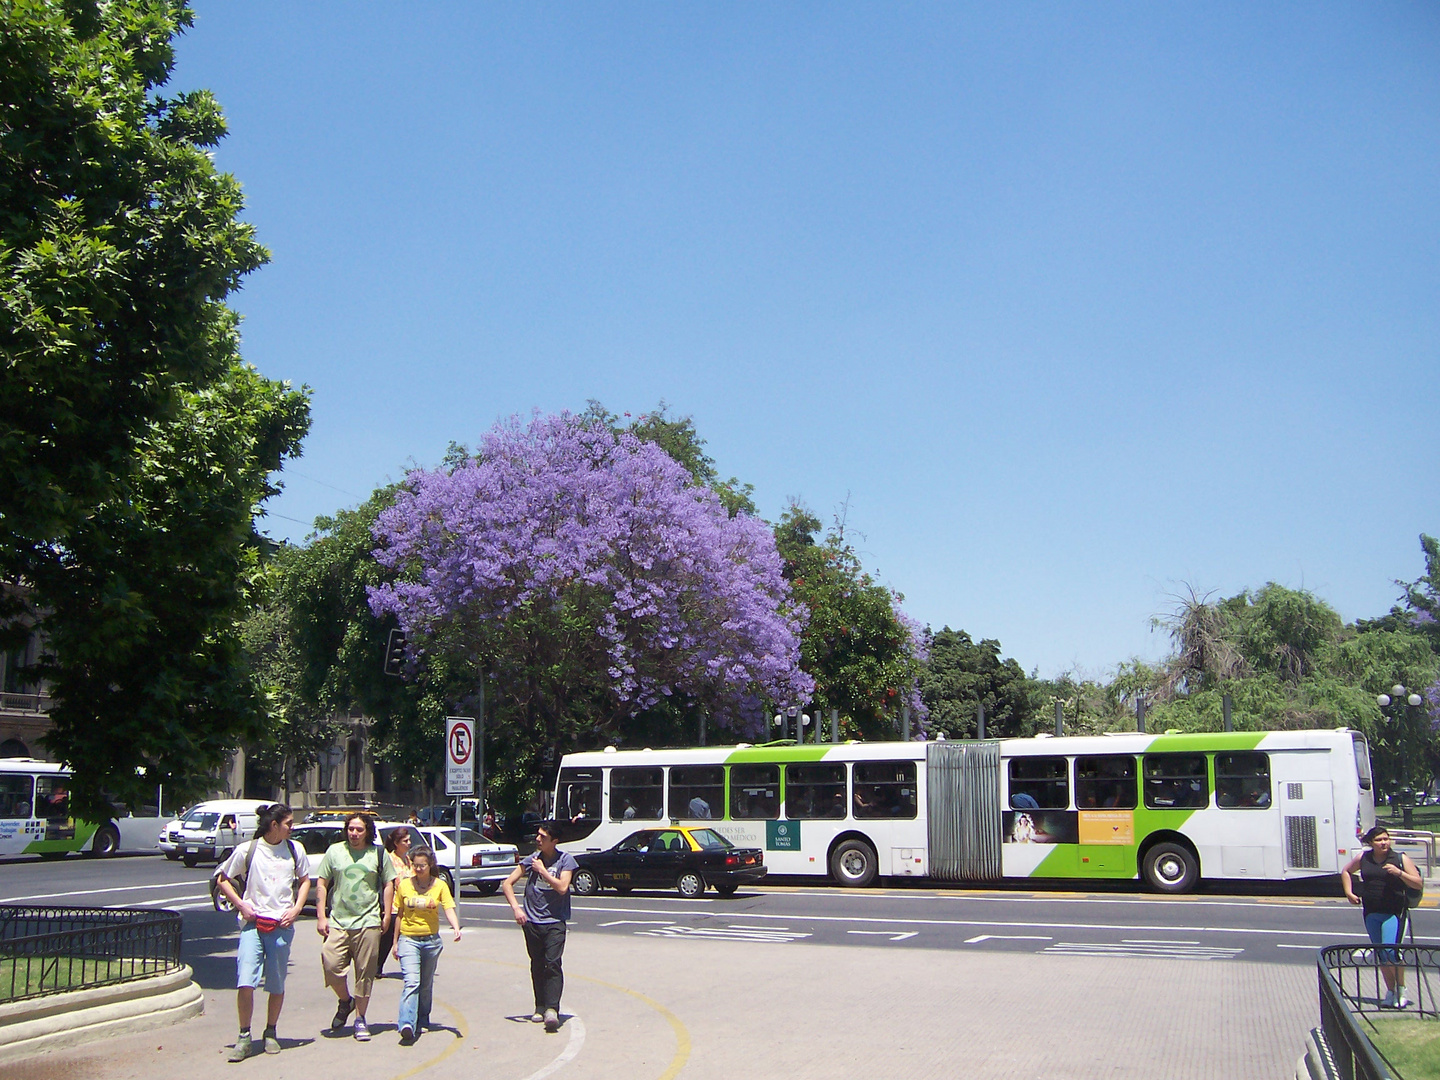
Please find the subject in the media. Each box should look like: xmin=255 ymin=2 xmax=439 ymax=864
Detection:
xmin=88 ymin=825 xmax=121 ymax=857
xmin=571 ymin=869 xmax=598 ymax=896
xmin=831 ymin=839 xmax=878 ymax=888
xmin=1142 ymin=842 xmax=1198 ymax=893
xmin=676 ymin=871 xmax=706 ymax=898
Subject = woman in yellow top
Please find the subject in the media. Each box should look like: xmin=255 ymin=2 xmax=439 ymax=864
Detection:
xmin=376 ymin=827 xmax=415 ymax=976
xmin=391 ymin=846 xmax=460 ymax=1044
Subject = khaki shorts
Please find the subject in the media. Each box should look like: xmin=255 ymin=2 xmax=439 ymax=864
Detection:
xmin=321 ymin=926 xmax=382 ymax=997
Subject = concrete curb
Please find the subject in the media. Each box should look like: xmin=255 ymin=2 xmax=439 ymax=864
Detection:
xmin=0 ymin=965 xmax=204 ymax=1065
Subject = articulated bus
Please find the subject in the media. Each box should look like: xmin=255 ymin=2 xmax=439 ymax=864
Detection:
xmin=0 ymin=758 xmax=121 ymax=858
xmin=553 ymin=729 xmax=1374 ymax=892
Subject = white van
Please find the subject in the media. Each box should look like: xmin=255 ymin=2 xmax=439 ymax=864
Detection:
xmin=158 ymin=798 xmax=272 ymax=866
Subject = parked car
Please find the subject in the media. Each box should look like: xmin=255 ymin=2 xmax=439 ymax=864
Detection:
xmin=159 ymin=799 xmax=271 ymax=867
xmin=571 ymin=826 xmax=765 ymax=898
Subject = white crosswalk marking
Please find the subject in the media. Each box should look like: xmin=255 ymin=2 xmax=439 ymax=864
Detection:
xmin=635 ymin=924 xmax=811 ymax=944
xmin=1044 ymin=941 xmax=1243 ymax=960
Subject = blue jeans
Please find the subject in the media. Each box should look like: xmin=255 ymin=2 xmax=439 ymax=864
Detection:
xmin=396 ymin=934 xmax=443 ymax=1032
xmin=236 ymin=923 xmax=293 ymax=993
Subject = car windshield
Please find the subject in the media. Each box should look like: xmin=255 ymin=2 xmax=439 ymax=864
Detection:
xmin=182 ymin=812 xmax=219 ymax=829
xmin=687 ymin=829 xmax=732 ymax=850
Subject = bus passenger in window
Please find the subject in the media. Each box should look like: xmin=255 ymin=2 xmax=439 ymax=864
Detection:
xmin=687 ymin=796 xmax=712 ymax=819
xmin=621 ymin=800 xmax=636 ymax=820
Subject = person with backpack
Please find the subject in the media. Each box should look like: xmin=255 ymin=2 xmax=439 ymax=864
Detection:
xmin=1341 ymin=824 xmax=1423 ymax=1008
xmin=315 ymin=813 xmax=396 ymax=1041
xmin=214 ymin=804 xmax=310 ymax=1061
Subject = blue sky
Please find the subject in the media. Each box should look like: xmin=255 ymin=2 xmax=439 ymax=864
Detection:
xmin=174 ymin=3 xmax=1439 ymax=678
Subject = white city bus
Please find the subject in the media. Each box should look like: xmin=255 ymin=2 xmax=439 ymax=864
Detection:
xmin=553 ymin=729 xmax=1374 ymax=892
xmin=0 ymin=758 xmax=121 ymax=858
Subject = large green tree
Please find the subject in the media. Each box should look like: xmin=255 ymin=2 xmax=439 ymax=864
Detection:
xmin=0 ymin=1 xmax=309 ymax=814
xmin=919 ymin=627 xmax=1035 ymax=739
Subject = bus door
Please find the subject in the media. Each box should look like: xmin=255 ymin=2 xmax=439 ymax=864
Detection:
xmin=1274 ymin=755 xmax=1338 ymax=875
xmin=926 ymin=742 xmax=1002 ymax=881
xmin=0 ymin=772 xmax=37 ymax=856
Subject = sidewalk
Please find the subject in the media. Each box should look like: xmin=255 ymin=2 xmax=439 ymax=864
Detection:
xmin=4 ymin=921 xmax=1317 ymax=1080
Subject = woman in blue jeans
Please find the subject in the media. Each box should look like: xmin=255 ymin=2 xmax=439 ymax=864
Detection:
xmin=391 ymin=847 xmax=461 ymax=1043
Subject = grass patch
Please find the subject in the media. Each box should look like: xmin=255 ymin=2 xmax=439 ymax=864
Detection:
xmin=0 ymin=956 xmax=167 ymax=1001
xmin=1366 ymin=1016 xmax=1440 ymax=1080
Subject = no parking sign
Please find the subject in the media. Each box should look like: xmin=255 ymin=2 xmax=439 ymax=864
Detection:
xmin=445 ymin=717 xmax=475 ymax=796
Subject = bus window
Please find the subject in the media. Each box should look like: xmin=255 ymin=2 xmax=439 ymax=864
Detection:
xmin=729 ymin=764 xmax=779 ymax=819
xmin=556 ymin=767 xmax=602 ymax=823
xmin=1352 ymin=734 xmax=1373 ymax=792
xmin=1143 ymin=754 xmax=1208 ymax=809
xmin=854 ymin=761 xmax=918 ymax=819
xmin=669 ymin=765 xmax=724 ymax=819
xmin=1008 ymin=757 xmax=1068 ymax=809
xmin=1216 ymin=752 xmax=1271 ymax=808
xmin=35 ymin=775 xmax=74 ymax=840
xmin=609 ymin=767 xmax=664 ymax=821
xmin=0 ymin=773 xmax=32 ymax=819
xmin=785 ymin=764 xmax=846 ymax=819
xmin=1075 ymin=756 xmax=1137 ymax=810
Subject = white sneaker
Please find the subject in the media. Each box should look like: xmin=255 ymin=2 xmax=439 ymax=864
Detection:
xmin=1395 ymin=992 xmax=1409 ymax=1009
xmin=1380 ymin=990 xmax=1396 ymax=1008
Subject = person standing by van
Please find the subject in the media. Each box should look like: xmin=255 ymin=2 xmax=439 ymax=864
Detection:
xmin=214 ymin=804 xmax=309 ymax=1062
xmin=315 ymin=814 xmax=396 ymax=1041
xmin=1342 ymin=825 xmax=1423 ymax=1008
xmin=501 ymin=822 xmax=576 ymax=1033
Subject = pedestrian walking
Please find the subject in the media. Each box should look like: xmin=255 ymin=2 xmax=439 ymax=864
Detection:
xmin=376 ymin=826 xmax=415 ymax=977
xmin=501 ymin=821 xmax=577 ymax=1033
xmin=213 ymin=804 xmax=310 ymax=1062
xmin=1342 ymin=824 xmax=1423 ymax=1008
xmin=315 ymin=813 xmax=396 ymax=1041
xmin=392 ymin=846 xmax=461 ymax=1044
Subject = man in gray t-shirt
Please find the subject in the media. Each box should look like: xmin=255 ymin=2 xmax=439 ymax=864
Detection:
xmin=502 ymin=823 xmax=577 ymax=1032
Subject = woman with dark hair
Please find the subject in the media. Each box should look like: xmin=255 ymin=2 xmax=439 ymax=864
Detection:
xmin=1342 ymin=824 xmax=1422 ymax=1008
xmin=376 ymin=827 xmax=415 ymax=976
xmin=392 ymin=845 xmax=460 ymax=1044
xmin=315 ymin=813 xmax=395 ymax=1041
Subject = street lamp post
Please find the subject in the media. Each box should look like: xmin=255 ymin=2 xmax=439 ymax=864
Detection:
xmin=1377 ymin=684 xmax=1424 ymax=828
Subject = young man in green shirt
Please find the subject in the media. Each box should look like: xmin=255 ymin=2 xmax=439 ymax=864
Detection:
xmin=315 ymin=814 xmax=397 ymax=1041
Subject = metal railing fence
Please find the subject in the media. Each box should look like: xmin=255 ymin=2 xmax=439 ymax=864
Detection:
xmin=1319 ymin=943 xmax=1440 ymax=1080
xmin=0 ymin=905 xmax=183 ymax=1004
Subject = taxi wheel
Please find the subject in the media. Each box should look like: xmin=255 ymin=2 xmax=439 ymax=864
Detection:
xmin=571 ymin=869 xmax=598 ymax=896
xmin=676 ymin=871 xmax=706 ymax=898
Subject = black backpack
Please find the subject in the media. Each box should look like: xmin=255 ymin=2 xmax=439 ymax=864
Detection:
xmin=215 ymin=837 xmax=305 ymax=901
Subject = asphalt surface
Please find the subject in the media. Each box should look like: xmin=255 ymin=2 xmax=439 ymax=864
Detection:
xmin=2 ymin=852 xmax=1428 ymax=1079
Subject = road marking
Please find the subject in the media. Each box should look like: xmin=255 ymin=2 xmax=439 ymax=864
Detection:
xmin=569 ymin=972 xmax=691 ymax=1080
xmin=1045 ymin=942 xmax=1243 ymax=960
xmin=516 ymin=1014 xmax=586 ymax=1080
xmin=964 ymin=934 xmax=1053 ymax=944
xmin=560 ymin=902 xmax=1361 ymax=939
xmin=1123 ymin=939 xmax=1201 ymax=945
xmin=636 ymin=925 xmax=811 ymax=944
xmin=597 ymin=920 xmax=675 ymax=927
xmin=1276 ymin=943 xmax=1328 ymax=950
xmin=848 ymin=930 xmax=918 ymax=941
xmin=0 ymin=880 xmax=207 ymax=904
xmin=386 ymin=1000 xmax=468 ymax=1080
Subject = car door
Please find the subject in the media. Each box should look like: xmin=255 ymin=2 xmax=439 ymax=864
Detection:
xmin=606 ymin=831 xmax=654 ymax=888
xmin=640 ymin=830 xmax=688 ymax=888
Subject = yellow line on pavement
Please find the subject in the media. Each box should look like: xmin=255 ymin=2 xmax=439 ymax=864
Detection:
xmin=573 ymin=973 xmax=691 ymax=1080
xmin=387 ymin=1000 xmax=468 ymax=1080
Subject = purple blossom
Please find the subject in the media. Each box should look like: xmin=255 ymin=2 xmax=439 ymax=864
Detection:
xmin=368 ymin=412 xmax=812 ymax=736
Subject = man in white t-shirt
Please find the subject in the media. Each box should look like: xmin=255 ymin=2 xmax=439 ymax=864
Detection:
xmin=215 ymin=804 xmax=310 ymax=1062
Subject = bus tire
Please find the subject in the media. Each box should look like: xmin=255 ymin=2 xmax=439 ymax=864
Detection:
xmin=830 ymin=839 xmax=878 ymax=888
xmin=571 ymin=869 xmax=598 ymax=896
xmin=88 ymin=824 xmax=121 ymax=857
xmin=676 ymin=871 xmax=706 ymax=898
xmin=1142 ymin=841 xmax=1198 ymax=893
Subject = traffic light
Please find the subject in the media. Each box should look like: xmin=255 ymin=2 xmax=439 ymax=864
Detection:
xmin=383 ymin=628 xmax=406 ymax=676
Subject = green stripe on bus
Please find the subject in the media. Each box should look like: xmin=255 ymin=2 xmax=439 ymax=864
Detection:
xmin=723 ymin=745 xmax=837 ymax=764
xmin=1143 ymin=732 xmax=1267 ymax=753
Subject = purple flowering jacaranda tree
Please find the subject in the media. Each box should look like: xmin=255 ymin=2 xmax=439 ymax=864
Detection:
xmin=368 ymin=412 xmax=813 ymax=745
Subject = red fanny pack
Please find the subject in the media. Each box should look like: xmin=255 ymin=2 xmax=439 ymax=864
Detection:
xmin=254 ymin=916 xmax=279 ymax=933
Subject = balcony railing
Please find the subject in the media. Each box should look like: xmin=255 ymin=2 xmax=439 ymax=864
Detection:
xmin=0 ymin=691 xmax=51 ymax=714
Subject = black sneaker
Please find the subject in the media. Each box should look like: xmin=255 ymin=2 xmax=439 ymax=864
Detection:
xmin=331 ymin=998 xmax=354 ymax=1031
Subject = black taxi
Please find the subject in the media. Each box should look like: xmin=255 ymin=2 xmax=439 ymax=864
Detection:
xmin=570 ymin=826 xmax=765 ymax=898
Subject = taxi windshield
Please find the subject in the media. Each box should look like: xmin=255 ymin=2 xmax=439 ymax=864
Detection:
xmin=687 ymin=829 xmax=732 ymax=850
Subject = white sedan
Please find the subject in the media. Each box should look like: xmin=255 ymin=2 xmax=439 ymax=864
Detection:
xmin=406 ymin=825 xmax=518 ymax=895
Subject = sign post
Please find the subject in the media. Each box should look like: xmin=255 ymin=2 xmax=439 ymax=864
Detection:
xmin=446 ymin=717 xmax=476 ymax=875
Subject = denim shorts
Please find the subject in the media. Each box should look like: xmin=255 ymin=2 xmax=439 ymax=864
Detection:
xmin=237 ymin=922 xmax=294 ymax=993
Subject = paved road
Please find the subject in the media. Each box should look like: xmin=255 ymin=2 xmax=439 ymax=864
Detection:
xmin=10 ymin=853 xmax=1428 ymax=1080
